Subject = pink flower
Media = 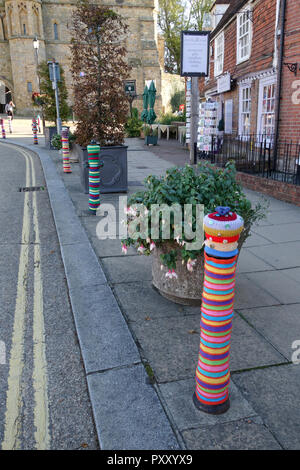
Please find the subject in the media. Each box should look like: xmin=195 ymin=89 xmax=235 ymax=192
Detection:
xmin=150 ymin=242 xmax=156 ymax=251
xmin=187 ymin=259 xmax=196 ymax=272
xmin=166 ymin=269 xmax=178 ymax=279
xmin=137 ymin=244 xmax=146 ymax=254
xmin=122 ymin=244 xmax=128 ymax=255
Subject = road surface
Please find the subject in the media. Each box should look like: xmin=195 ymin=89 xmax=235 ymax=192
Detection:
xmin=0 ymin=142 xmax=98 ymax=450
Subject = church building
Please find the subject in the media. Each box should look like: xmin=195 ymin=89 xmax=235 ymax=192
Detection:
xmin=0 ymin=0 xmax=163 ymax=115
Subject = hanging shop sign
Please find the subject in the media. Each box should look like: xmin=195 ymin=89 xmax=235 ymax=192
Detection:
xmin=217 ymin=74 xmax=231 ymax=94
xmin=181 ymin=31 xmax=210 ymax=77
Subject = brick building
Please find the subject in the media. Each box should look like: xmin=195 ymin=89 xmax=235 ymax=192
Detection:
xmin=0 ymin=0 xmax=164 ymax=115
xmin=200 ymin=0 xmax=300 ymax=143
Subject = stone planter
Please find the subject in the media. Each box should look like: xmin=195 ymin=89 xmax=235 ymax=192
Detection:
xmin=145 ymin=135 xmax=158 ymax=146
xmin=152 ymin=234 xmax=247 ymax=306
xmin=44 ymin=126 xmax=57 ymax=150
xmin=152 ymin=242 xmax=204 ymax=306
xmin=75 ymin=143 xmax=128 ymax=194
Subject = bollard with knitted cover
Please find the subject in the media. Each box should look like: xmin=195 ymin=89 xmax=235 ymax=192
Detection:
xmin=61 ymin=127 xmax=72 ymax=173
xmin=32 ymin=118 xmax=38 ymax=145
xmin=193 ymin=206 xmax=244 ymax=415
xmin=0 ymin=119 xmax=6 ymax=139
xmin=87 ymin=142 xmax=101 ymax=214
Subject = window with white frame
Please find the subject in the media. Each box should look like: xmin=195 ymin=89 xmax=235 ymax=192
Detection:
xmin=237 ymin=7 xmax=252 ymax=63
xmin=214 ymin=32 xmax=224 ymax=77
xmin=239 ymin=85 xmax=251 ymax=136
xmin=257 ymin=77 xmax=276 ymax=137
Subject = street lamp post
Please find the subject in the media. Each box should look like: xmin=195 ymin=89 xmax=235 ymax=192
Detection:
xmin=33 ymin=36 xmax=44 ymax=131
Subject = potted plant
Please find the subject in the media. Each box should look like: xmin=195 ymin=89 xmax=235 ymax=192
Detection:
xmin=121 ymin=162 xmax=267 ymax=305
xmin=34 ymin=61 xmax=70 ymax=149
xmin=144 ymin=126 xmax=158 ymax=146
xmin=70 ymin=1 xmax=130 ymax=193
xmin=125 ymin=108 xmax=143 ymax=138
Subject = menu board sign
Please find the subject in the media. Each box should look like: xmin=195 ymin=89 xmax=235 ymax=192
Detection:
xmin=181 ymin=31 xmax=210 ymax=77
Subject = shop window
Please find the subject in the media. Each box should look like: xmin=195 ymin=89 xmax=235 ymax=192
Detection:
xmin=257 ymin=77 xmax=276 ymax=138
xmin=239 ymin=85 xmax=251 ymax=136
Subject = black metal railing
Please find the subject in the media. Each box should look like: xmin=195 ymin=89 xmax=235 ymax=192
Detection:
xmin=195 ymin=134 xmax=300 ymax=186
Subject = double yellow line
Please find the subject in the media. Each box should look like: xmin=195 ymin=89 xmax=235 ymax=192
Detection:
xmin=1 ymin=144 xmax=50 ymax=450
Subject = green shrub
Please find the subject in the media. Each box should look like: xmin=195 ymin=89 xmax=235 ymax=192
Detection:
xmin=157 ymin=112 xmax=186 ymax=125
xmin=125 ymin=110 xmax=143 ymax=137
xmin=170 ymin=90 xmax=185 ymax=113
xmin=122 ymin=162 xmax=268 ymax=270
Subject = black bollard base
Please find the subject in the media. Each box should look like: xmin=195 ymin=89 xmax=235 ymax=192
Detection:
xmin=193 ymin=393 xmax=230 ymax=415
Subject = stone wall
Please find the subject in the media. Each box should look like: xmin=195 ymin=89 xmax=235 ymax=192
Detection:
xmin=0 ymin=0 xmax=163 ymax=116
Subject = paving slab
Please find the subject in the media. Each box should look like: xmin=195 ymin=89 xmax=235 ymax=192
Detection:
xmin=101 ymin=255 xmax=153 ymax=284
xmin=245 ymin=270 xmax=300 ymax=304
xmin=240 ymin=304 xmax=300 ymax=360
xmin=234 ymin=274 xmax=280 ymax=309
xmin=252 ymin=222 xmax=300 ymax=243
xmin=90 ymin=237 xmax=136 ymax=258
xmin=182 ymin=417 xmax=282 ymax=450
xmin=280 ymin=267 xmax=300 ymax=283
xmin=69 ymin=283 xmax=140 ymax=374
xmin=243 ymin=232 xmax=274 ymax=248
xmin=247 ymin=242 xmax=300 ymax=270
xmin=113 ymin=280 xmax=199 ymax=322
xmin=60 ymin=242 xmax=107 ymax=289
xmin=232 ymin=364 xmax=300 ymax=449
xmin=236 ymin=248 xmax=274 ymax=274
xmin=159 ymin=378 xmax=257 ymax=431
xmin=87 ymin=364 xmax=180 ymax=450
xmin=130 ymin=313 xmax=285 ymax=383
xmin=256 ymin=208 xmax=300 ymax=227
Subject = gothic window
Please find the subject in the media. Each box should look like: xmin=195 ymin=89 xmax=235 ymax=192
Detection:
xmin=32 ymin=7 xmax=40 ymax=36
xmin=54 ymin=22 xmax=58 ymax=40
xmin=18 ymin=4 xmax=28 ymax=36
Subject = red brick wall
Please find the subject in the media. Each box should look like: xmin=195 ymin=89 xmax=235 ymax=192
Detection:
xmin=278 ymin=0 xmax=300 ymax=142
xmin=199 ymin=0 xmax=277 ymax=95
xmin=236 ymin=172 xmax=300 ymax=206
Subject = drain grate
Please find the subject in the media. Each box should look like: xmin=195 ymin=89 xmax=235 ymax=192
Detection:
xmin=136 ymin=166 xmax=149 ymax=169
xmin=19 ymin=186 xmax=46 ymax=192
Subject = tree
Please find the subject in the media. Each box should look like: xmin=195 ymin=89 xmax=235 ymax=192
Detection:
xmin=34 ymin=61 xmax=70 ymax=123
xmin=158 ymin=0 xmax=214 ymax=74
xmin=70 ymin=0 xmax=130 ymax=147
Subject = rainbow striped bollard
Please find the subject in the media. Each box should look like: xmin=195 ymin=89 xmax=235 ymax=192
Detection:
xmin=0 ymin=119 xmax=6 ymax=139
xmin=32 ymin=118 xmax=38 ymax=145
xmin=193 ymin=206 xmax=244 ymax=415
xmin=61 ymin=127 xmax=72 ymax=173
xmin=87 ymin=142 xmax=101 ymax=215
xmin=8 ymin=116 xmax=12 ymax=134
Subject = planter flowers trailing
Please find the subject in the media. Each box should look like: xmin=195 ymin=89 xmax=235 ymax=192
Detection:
xmin=121 ymin=162 xmax=267 ymax=305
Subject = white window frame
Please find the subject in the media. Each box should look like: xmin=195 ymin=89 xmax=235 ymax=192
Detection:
xmin=238 ymin=83 xmax=252 ymax=136
xmin=257 ymin=76 xmax=276 ymax=138
xmin=236 ymin=5 xmax=252 ymax=64
xmin=214 ymin=32 xmax=224 ymax=77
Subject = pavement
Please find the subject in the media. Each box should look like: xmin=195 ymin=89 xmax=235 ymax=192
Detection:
xmin=2 ymin=120 xmax=300 ymax=450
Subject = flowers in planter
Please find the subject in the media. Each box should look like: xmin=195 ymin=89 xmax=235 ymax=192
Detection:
xmin=121 ymin=162 xmax=268 ymax=276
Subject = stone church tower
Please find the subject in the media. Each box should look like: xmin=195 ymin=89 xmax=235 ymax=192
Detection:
xmin=0 ymin=0 xmax=162 ymax=115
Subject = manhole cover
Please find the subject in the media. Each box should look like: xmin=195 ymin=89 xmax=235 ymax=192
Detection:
xmin=19 ymin=186 xmax=46 ymax=192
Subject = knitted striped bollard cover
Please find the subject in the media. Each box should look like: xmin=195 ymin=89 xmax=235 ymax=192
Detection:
xmin=194 ymin=206 xmax=244 ymax=415
xmin=61 ymin=127 xmax=72 ymax=173
xmin=0 ymin=119 xmax=6 ymax=139
xmin=32 ymin=118 xmax=38 ymax=145
xmin=87 ymin=143 xmax=101 ymax=214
